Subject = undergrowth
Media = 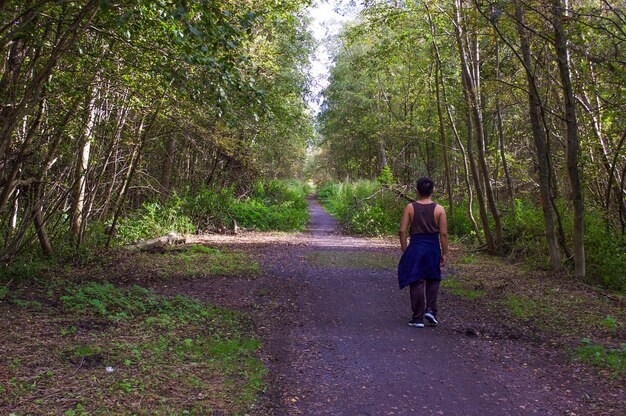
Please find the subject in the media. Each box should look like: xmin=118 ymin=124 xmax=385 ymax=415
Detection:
xmin=575 ymin=339 xmax=626 ymax=374
xmin=1 ymin=279 xmax=266 ymax=414
xmin=112 ymin=179 xmax=311 ymax=245
xmin=451 ymin=246 xmax=626 ymax=376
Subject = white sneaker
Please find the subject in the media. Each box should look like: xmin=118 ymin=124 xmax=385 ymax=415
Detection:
xmin=424 ymin=312 xmax=438 ymax=326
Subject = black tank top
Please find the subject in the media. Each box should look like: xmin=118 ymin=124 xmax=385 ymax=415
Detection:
xmin=410 ymin=202 xmax=439 ymax=235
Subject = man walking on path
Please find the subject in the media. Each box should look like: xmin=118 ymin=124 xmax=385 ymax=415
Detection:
xmin=398 ymin=177 xmax=449 ymax=328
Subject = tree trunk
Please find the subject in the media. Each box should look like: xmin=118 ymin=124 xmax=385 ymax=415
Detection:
xmin=552 ymin=0 xmax=585 ymax=278
xmin=107 ymin=107 xmax=160 ymax=247
xmin=33 ymin=185 xmax=52 ymax=257
xmin=467 ymin=27 xmax=504 ymax=251
xmin=425 ymin=2 xmax=480 ymax=240
xmin=453 ymin=0 xmax=495 ymax=252
xmin=70 ymin=90 xmax=97 ymax=243
xmin=0 ymin=1 xmax=100 ymax=162
xmin=435 ymin=60 xmax=454 ymax=219
xmin=160 ymin=135 xmax=177 ymax=198
xmin=494 ymin=38 xmax=515 ymax=216
xmin=512 ymin=1 xmax=563 ymax=272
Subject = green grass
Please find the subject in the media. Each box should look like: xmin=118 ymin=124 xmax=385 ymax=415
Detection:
xmin=173 ymin=244 xmax=260 ymax=276
xmin=2 ymin=279 xmax=267 ymax=414
xmin=504 ymin=295 xmax=545 ymax=320
xmin=441 ymin=278 xmax=486 ymax=299
xmin=306 ymin=250 xmax=399 ymax=269
xmin=576 ymin=339 xmax=626 ymax=373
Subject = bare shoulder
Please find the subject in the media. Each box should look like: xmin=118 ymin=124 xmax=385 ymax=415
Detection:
xmin=434 ymin=204 xmax=446 ymax=215
xmin=404 ymin=202 xmax=414 ymax=213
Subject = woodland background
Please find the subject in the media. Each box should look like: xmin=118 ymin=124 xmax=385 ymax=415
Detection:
xmin=1 ymin=0 xmax=625 ymax=291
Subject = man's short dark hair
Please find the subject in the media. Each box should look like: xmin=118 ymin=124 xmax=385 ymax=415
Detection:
xmin=416 ymin=177 xmax=434 ymax=196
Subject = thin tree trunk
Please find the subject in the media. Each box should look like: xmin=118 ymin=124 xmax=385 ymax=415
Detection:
xmin=605 ymin=130 xmax=626 ymax=222
xmin=107 ymin=107 xmax=160 ymax=246
xmin=434 ymin=60 xmax=453 ymax=219
xmin=425 ymin=2 xmax=480 ymax=240
xmin=515 ymin=1 xmax=563 ymax=271
xmin=70 ymin=88 xmax=97 ymax=243
xmin=453 ymin=0 xmax=495 ymax=252
xmin=494 ymin=38 xmax=515 ymax=216
xmin=552 ymin=0 xmax=585 ymax=278
xmin=33 ymin=183 xmax=52 ymax=256
xmin=0 ymin=1 xmax=100 ymax=161
xmin=477 ymin=0 xmax=563 ymax=270
xmin=160 ymin=134 xmax=177 ymax=199
xmin=467 ymin=30 xmax=504 ymax=250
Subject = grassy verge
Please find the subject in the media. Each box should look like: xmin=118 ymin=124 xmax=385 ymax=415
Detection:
xmin=0 ymin=245 xmax=265 ymax=415
xmin=446 ymin=248 xmax=626 ymax=376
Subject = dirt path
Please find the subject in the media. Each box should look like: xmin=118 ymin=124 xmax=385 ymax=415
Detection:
xmin=195 ymin=198 xmax=621 ymax=415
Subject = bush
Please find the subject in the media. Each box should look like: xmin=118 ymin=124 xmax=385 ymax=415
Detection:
xmin=444 ymin=200 xmax=479 ymax=238
xmin=584 ymin=215 xmax=626 ymax=292
xmin=317 ymin=180 xmax=403 ymax=236
xmin=182 ymin=186 xmax=237 ymax=230
xmin=114 ymin=195 xmax=196 ymax=244
xmin=500 ymin=199 xmax=626 ymax=291
xmin=230 ymin=179 xmax=309 ymax=231
xmin=109 ymin=179 xmax=310 ymax=244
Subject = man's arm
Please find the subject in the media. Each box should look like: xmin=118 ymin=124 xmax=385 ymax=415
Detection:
xmin=437 ymin=206 xmax=449 ymax=266
xmin=399 ymin=204 xmax=412 ymax=252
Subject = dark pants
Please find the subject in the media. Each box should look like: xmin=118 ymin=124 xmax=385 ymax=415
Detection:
xmin=409 ymin=279 xmax=440 ymax=321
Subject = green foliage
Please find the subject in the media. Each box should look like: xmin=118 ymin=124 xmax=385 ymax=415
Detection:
xmin=114 ymin=196 xmax=196 ymax=245
xmin=0 ymin=258 xmax=58 ymax=282
xmin=583 ymin=215 xmax=626 ymax=292
xmin=174 ymin=245 xmax=260 ymax=276
xmin=502 ymin=199 xmax=626 ymax=291
xmin=53 ymin=280 xmax=263 ymax=412
xmin=198 ymin=179 xmax=310 ymax=231
xmin=445 ymin=200 xmax=478 ymax=238
xmin=71 ymin=345 xmax=102 ymax=358
xmin=600 ymin=315 xmax=621 ymax=335
xmin=505 ymin=295 xmax=537 ymax=320
xmin=377 ymin=165 xmax=395 ymax=185
xmin=317 ymin=180 xmax=403 ymax=236
xmin=110 ymin=179 xmax=310 ymax=244
xmin=182 ymin=186 xmax=237 ymax=230
xmin=61 ymin=283 xmax=161 ymax=321
xmin=576 ymin=339 xmax=626 ymax=373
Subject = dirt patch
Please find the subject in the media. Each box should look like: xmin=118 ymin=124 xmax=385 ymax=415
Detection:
xmin=307 ymin=250 xmax=399 ymax=269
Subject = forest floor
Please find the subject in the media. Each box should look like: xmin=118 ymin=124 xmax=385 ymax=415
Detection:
xmin=1 ymin=197 xmax=625 ymax=415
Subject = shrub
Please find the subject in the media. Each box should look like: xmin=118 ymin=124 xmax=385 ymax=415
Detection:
xmin=317 ymin=180 xmax=403 ymax=235
xmin=230 ymin=179 xmax=309 ymax=231
xmin=111 ymin=179 xmax=310 ymax=243
xmin=584 ymin=215 xmax=626 ymax=291
xmin=114 ymin=196 xmax=196 ymax=244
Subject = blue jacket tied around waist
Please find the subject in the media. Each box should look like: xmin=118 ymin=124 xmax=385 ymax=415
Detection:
xmin=398 ymin=232 xmax=441 ymax=289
